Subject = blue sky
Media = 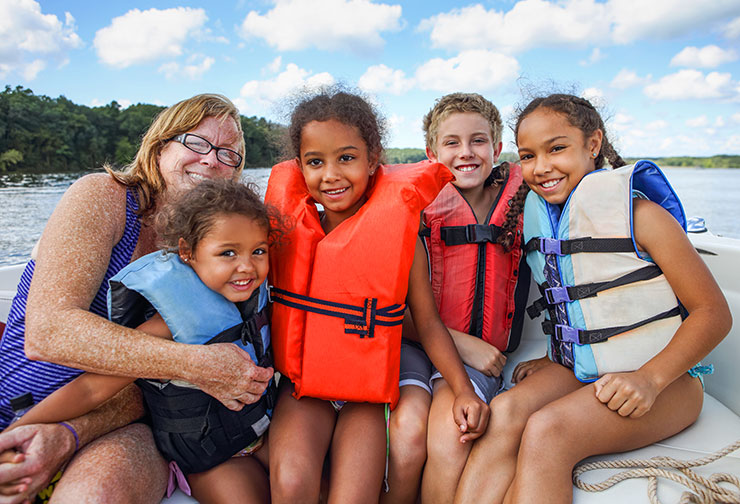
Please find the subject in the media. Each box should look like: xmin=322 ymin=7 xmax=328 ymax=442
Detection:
xmin=2 ymin=0 xmax=740 ymax=157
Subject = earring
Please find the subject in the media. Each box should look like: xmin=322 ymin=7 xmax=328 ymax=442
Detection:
xmin=592 ymin=152 xmax=598 ymax=158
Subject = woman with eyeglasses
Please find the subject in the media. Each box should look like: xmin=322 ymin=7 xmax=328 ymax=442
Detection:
xmin=0 ymin=94 xmax=272 ymax=503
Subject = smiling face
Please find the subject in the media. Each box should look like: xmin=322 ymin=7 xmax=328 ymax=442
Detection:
xmin=517 ymin=107 xmax=603 ymax=205
xmin=158 ymin=116 xmax=241 ymax=194
xmin=428 ymin=112 xmax=502 ymax=198
xmin=181 ymin=213 xmax=269 ymax=303
xmin=299 ymin=119 xmax=374 ymax=231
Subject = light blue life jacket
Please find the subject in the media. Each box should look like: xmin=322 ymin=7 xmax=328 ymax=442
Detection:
xmin=107 ymin=251 xmax=274 ymax=474
xmin=523 ymin=160 xmax=685 ymax=382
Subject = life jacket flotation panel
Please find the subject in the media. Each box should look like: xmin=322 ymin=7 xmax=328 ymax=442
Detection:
xmin=523 ymin=160 xmax=686 ymax=382
xmin=421 ymin=162 xmax=526 ymax=352
xmin=107 ymin=251 xmax=275 ymax=474
xmin=266 ymin=159 xmax=453 ymax=407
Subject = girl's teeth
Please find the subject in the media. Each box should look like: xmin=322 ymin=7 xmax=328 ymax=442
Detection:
xmin=326 ymin=188 xmax=347 ymax=194
xmin=457 ymin=165 xmax=476 ymax=172
xmin=542 ymin=179 xmax=559 ymax=188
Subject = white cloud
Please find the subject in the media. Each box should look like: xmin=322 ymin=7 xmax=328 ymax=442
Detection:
xmin=686 ymin=115 xmax=709 ymax=127
xmin=240 ymin=0 xmax=402 ymax=53
xmin=580 ymin=48 xmax=606 ymax=66
xmin=582 ymin=87 xmax=605 ymax=106
xmin=419 ymin=1 xmax=740 ymax=52
xmin=671 ymin=45 xmax=738 ymax=68
xmin=610 ymin=69 xmax=648 ymax=89
xmin=715 ymin=116 xmax=726 ymax=127
xmin=419 ymin=1 xmax=607 ymax=53
xmin=239 ymin=63 xmax=335 ymax=108
xmin=358 ymin=64 xmax=414 ymax=95
xmin=158 ymin=55 xmax=214 ymax=80
xmin=414 ymin=50 xmax=520 ymax=93
xmin=643 ymin=70 xmax=738 ymax=100
xmin=0 ymin=0 xmax=82 ymax=80
xmin=724 ymin=16 xmax=740 ymax=38
xmin=609 ymin=0 xmax=740 ymax=44
xmin=94 ymin=7 xmax=208 ymax=68
xmin=732 ymin=112 xmax=740 ymax=123
xmin=266 ymin=56 xmax=282 ymax=73
xmin=645 ymin=120 xmax=668 ymax=131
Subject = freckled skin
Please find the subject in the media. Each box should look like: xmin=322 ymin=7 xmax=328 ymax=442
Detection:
xmin=1 ymin=116 xmax=272 ymax=502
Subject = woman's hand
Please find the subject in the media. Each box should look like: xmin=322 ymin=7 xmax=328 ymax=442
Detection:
xmin=0 ymin=424 xmax=76 ymax=504
xmin=512 ymin=356 xmax=550 ymax=384
xmin=451 ymin=330 xmax=506 ymax=377
xmin=593 ymin=370 xmax=661 ymax=418
xmin=452 ymin=390 xmax=490 ymax=444
xmin=189 ymin=343 xmax=274 ymax=411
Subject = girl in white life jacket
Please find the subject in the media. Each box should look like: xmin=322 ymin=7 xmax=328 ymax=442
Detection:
xmin=454 ymin=93 xmax=731 ymax=504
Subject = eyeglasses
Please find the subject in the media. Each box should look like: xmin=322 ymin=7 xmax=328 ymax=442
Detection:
xmin=169 ymin=133 xmax=243 ymax=168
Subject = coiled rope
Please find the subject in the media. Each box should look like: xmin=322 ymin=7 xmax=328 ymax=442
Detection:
xmin=572 ymin=439 xmax=740 ymax=504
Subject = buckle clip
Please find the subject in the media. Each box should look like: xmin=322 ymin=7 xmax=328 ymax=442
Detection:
xmin=544 ymin=286 xmax=571 ymax=304
xmin=539 ymin=238 xmax=563 ymax=255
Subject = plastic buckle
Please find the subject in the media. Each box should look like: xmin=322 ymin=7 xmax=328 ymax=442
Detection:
xmin=539 ymin=238 xmax=563 ymax=255
xmin=266 ymin=285 xmax=273 ymax=303
xmin=554 ymin=324 xmax=580 ymax=344
xmin=465 ymin=224 xmax=479 ymax=243
xmin=545 ymin=286 xmax=571 ymax=304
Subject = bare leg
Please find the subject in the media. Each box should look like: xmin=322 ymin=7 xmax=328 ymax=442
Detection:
xmin=505 ymin=373 xmax=703 ymax=504
xmin=454 ymin=363 xmax=581 ymax=504
xmin=422 ymin=380 xmax=473 ymax=504
xmin=269 ymin=381 xmax=336 ymax=504
xmin=50 ymin=423 xmax=168 ymax=504
xmin=327 ymin=402 xmax=386 ymax=504
xmin=189 ymin=447 xmax=269 ymax=504
xmin=380 ymin=385 xmax=431 ymax=504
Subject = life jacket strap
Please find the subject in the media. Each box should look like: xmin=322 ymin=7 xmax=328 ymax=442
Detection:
xmin=205 ymin=308 xmax=271 ymax=367
xmin=526 ymin=237 xmax=635 ymax=256
xmin=420 ymin=223 xmax=504 ymax=245
xmin=541 ymin=306 xmax=682 ymax=345
xmin=269 ymin=286 xmax=406 ymax=339
xmin=527 ymin=265 xmax=663 ymax=318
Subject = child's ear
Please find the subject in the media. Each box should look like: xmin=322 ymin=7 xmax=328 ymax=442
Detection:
xmin=588 ymin=129 xmax=604 ymax=157
xmin=426 ymin=146 xmax=438 ymax=162
xmin=493 ymin=141 xmax=503 ymax=162
xmin=178 ymin=238 xmax=193 ymax=263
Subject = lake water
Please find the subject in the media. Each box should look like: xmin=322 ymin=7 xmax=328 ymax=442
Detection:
xmin=1 ymin=167 xmax=739 ymax=267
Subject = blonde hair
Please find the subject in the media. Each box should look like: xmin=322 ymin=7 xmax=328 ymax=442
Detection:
xmin=423 ymin=92 xmax=503 ymax=157
xmin=106 ymin=93 xmax=245 ymax=217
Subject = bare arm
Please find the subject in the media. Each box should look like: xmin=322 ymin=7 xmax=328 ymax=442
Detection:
xmin=23 ymin=174 xmax=272 ymax=411
xmin=594 ymin=199 xmax=732 ymax=416
xmin=406 ymin=238 xmax=489 ymax=441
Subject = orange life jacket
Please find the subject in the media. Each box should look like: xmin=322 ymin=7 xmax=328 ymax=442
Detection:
xmin=266 ymin=159 xmax=452 ymax=407
xmin=421 ymin=162 xmax=525 ymax=352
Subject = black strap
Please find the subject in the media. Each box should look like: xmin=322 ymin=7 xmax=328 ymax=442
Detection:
xmin=541 ymin=306 xmax=681 ymax=345
xmin=269 ymin=286 xmax=405 ymax=339
xmin=440 ymin=224 xmax=504 ymax=245
xmin=526 ymin=265 xmax=663 ymax=318
xmin=525 ymin=237 xmax=635 ymax=256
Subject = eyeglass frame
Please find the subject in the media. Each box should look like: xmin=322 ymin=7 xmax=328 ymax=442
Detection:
xmin=168 ymin=133 xmax=244 ymax=168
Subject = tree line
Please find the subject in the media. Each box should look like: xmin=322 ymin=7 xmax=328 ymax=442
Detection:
xmin=0 ymin=86 xmax=285 ymax=173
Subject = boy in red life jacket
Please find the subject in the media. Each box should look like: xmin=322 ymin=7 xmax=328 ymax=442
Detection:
xmin=382 ymin=93 xmax=531 ymax=504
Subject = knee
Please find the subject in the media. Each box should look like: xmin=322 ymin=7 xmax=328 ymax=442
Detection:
xmin=489 ymin=391 xmax=529 ymax=434
xmin=270 ymin=455 xmax=321 ymax=502
xmin=390 ymin=403 xmax=428 ymax=466
xmin=519 ymin=405 xmax=571 ymax=458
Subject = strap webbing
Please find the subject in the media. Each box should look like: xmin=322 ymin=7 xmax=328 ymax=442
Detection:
xmin=541 ymin=306 xmax=682 ymax=345
xmin=269 ymin=286 xmax=406 ymax=338
xmin=440 ymin=224 xmax=503 ymax=245
xmin=525 ymin=237 xmax=635 ymax=256
xmin=527 ymin=265 xmax=663 ymax=318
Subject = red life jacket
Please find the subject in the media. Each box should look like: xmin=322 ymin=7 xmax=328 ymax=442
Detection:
xmin=266 ymin=159 xmax=452 ymax=407
xmin=421 ymin=162 xmax=525 ymax=352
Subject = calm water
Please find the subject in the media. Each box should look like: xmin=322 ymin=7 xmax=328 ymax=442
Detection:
xmin=1 ymin=167 xmax=739 ymax=267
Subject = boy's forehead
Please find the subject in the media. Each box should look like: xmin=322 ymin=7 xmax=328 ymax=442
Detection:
xmin=438 ymin=111 xmax=493 ymax=135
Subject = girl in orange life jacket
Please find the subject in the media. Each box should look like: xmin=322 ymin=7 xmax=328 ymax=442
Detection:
xmin=382 ymin=93 xmax=530 ymax=504
xmin=454 ymin=94 xmax=731 ymax=504
xmin=2 ymin=179 xmax=282 ymax=504
xmin=266 ymin=89 xmax=489 ymax=504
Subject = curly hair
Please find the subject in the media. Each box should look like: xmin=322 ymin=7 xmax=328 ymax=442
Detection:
xmin=288 ymin=87 xmax=386 ymax=167
xmin=106 ymin=94 xmax=245 ymax=218
xmin=155 ymin=178 xmax=288 ymax=254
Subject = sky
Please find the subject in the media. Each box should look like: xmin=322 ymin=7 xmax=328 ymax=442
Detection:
xmin=2 ymin=0 xmax=740 ymax=157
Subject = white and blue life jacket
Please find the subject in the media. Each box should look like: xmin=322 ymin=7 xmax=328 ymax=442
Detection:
xmin=523 ymin=160 xmax=686 ymax=382
xmin=107 ymin=251 xmax=275 ymax=474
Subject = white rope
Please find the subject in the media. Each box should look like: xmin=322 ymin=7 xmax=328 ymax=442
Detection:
xmin=572 ymin=439 xmax=740 ymax=504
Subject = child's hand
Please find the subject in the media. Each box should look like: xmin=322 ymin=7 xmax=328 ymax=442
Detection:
xmin=0 ymin=449 xmax=31 ymax=502
xmin=456 ymin=334 xmax=506 ymax=377
xmin=452 ymin=391 xmax=490 ymax=444
xmin=593 ymin=371 xmax=660 ymax=418
xmin=512 ymin=356 xmax=550 ymax=384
